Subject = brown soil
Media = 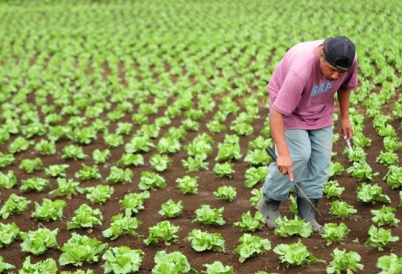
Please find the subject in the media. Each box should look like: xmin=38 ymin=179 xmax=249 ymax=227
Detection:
xmin=1 ymin=94 xmax=402 ymax=274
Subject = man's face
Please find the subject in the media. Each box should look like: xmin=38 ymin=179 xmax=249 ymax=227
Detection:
xmin=321 ymin=61 xmax=346 ymax=81
xmin=319 ymin=49 xmax=347 ymax=81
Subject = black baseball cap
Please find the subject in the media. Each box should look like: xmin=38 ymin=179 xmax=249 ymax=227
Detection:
xmin=322 ymin=36 xmax=355 ymax=72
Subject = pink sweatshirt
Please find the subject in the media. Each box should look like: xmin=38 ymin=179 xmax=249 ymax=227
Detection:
xmin=268 ymin=40 xmax=358 ymax=130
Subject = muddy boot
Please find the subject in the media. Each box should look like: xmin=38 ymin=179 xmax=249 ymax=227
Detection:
xmin=256 ymin=194 xmax=282 ymax=228
xmin=297 ymin=196 xmax=323 ymax=233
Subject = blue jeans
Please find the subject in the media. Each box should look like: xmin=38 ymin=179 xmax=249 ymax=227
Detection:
xmin=262 ymin=126 xmax=333 ymax=201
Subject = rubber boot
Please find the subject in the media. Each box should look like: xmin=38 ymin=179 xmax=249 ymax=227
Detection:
xmin=297 ymin=196 xmax=323 ymax=233
xmin=256 ymin=194 xmax=282 ymax=228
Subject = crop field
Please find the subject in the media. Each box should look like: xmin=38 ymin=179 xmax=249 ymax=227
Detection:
xmin=0 ymin=0 xmax=402 ymax=273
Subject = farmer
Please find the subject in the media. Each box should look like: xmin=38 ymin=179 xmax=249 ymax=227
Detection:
xmin=257 ymin=36 xmax=358 ymax=232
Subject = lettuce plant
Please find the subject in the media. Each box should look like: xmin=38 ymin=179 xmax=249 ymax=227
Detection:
xmin=0 ymin=193 xmax=32 ymax=219
xmin=119 ymin=191 xmax=150 ymax=216
xmin=102 ymin=213 xmax=142 ymax=240
xmin=328 ymin=161 xmax=345 ymax=178
xmin=176 ymin=175 xmax=199 ymax=194
xmin=244 ymin=149 xmax=271 ymax=166
xmin=344 ymin=146 xmax=367 ymax=163
xmin=0 ymin=256 xmax=15 ymax=272
xmin=49 ymin=177 xmax=84 ymax=199
xmin=324 ymin=180 xmax=345 ymax=198
xmin=34 ymin=139 xmax=56 ymax=155
xmin=152 ymin=250 xmax=197 ymax=273
xmin=20 ymin=177 xmax=50 ymax=192
xmin=233 ymin=211 xmax=265 ymax=232
xmin=321 ymin=222 xmax=351 ymax=246
xmin=20 ymin=228 xmax=60 ymax=255
xmin=192 ymin=205 xmax=226 ymax=226
xmin=144 ymin=220 xmax=180 ymax=246
xmin=31 ymin=198 xmax=67 ymax=221
xmin=187 ymin=229 xmax=225 ymax=252
xmin=329 ymin=200 xmax=357 ymax=219
xmin=8 ymin=136 xmax=33 ymax=153
xmin=103 ymin=131 xmax=124 ymax=148
xmin=244 ymin=166 xmax=269 ymax=188
xmin=356 ymin=183 xmax=391 ymax=204
xmin=213 ymin=186 xmax=237 ymax=201
xmin=150 ymin=153 xmax=172 ymax=172
xmin=326 ymin=248 xmax=364 ymax=274
xmin=125 ymin=135 xmax=155 ymax=153
xmin=376 ymin=253 xmax=402 ymax=273
xmin=383 ymin=136 xmax=402 ymax=151
xmin=19 ymin=157 xmax=43 ymax=173
xmin=116 ymin=122 xmax=134 ymax=135
xmin=75 ymin=164 xmax=102 ymax=180
xmin=182 ymin=156 xmax=209 ymax=173
xmin=84 ymin=185 xmax=115 ymax=204
xmin=156 ymin=136 xmax=181 ymax=154
xmin=0 ymin=127 xmax=10 ymax=145
xmin=274 ymin=239 xmax=325 ymax=267
xmin=347 ymin=161 xmax=380 ymax=181
xmin=159 ymin=199 xmax=183 ymax=218
xmin=250 ymin=188 xmax=263 ymax=207
xmin=59 ymin=232 xmax=108 ymax=266
xmin=215 ymin=134 xmax=242 ymax=161
xmin=202 ymin=261 xmax=234 ymax=274
xmin=206 ymin=120 xmax=227 ymax=133
xmin=48 ymin=125 xmax=72 ymax=142
xmin=138 ymin=171 xmax=166 ymax=190
xmin=274 ymin=216 xmax=312 ymax=238
xmin=231 ymin=122 xmax=253 ymax=136
xmin=213 ymin=162 xmax=235 ymax=178
xmin=184 ymin=140 xmax=213 ymax=161
xmin=92 ymin=148 xmax=111 ymax=164
xmin=20 ymin=256 xmax=57 ymax=274
xmin=67 ymin=204 xmax=103 ymax=230
xmin=102 ymin=246 xmax=144 ymax=274
xmin=365 ymin=225 xmax=399 ymax=251
xmin=106 ymin=166 xmax=133 ymax=184
xmin=0 ymin=152 xmax=14 ymax=168
xmin=62 ymin=144 xmax=88 ymax=160
xmin=0 ymin=170 xmax=17 ymax=189
xmin=163 ymin=126 xmax=187 ymax=141
xmin=117 ymin=153 xmax=144 ymax=167
xmin=233 ymin=233 xmax=271 ymax=263
xmin=0 ymin=222 xmax=20 ymax=248
xmin=371 ymin=205 xmax=400 ymax=227
xmin=140 ymin=123 xmax=161 ymax=138
xmin=181 ymin=118 xmax=199 ymax=131
xmin=44 ymin=164 xmax=69 ymax=177
xmin=21 ymin=122 xmax=46 ymax=138
xmin=375 ymin=150 xmax=399 ymax=166
xmin=383 ymin=165 xmax=402 ymax=189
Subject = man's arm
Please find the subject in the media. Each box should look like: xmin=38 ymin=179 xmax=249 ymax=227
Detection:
xmin=337 ymin=88 xmax=353 ymax=139
xmin=269 ymin=108 xmax=294 ymax=181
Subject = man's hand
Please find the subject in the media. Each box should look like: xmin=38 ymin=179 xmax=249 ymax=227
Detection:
xmin=277 ymin=153 xmax=293 ymax=181
xmin=339 ymin=118 xmax=353 ymax=139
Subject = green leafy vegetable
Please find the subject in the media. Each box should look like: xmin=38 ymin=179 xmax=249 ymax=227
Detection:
xmin=326 ymin=248 xmax=364 ymax=274
xmin=187 ymin=229 xmax=225 ymax=252
xmin=102 ymin=213 xmax=142 ymax=240
xmin=67 ymin=204 xmax=103 ymax=230
xmin=144 ymin=220 xmax=180 ymax=246
xmin=233 ymin=233 xmax=271 ymax=263
xmin=102 ymin=246 xmax=144 ymax=274
xmin=59 ymin=232 xmax=108 ymax=266
xmin=274 ymin=239 xmax=325 ymax=266
xmin=20 ymin=228 xmax=60 ymax=255
xmin=192 ymin=204 xmax=226 ymax=226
